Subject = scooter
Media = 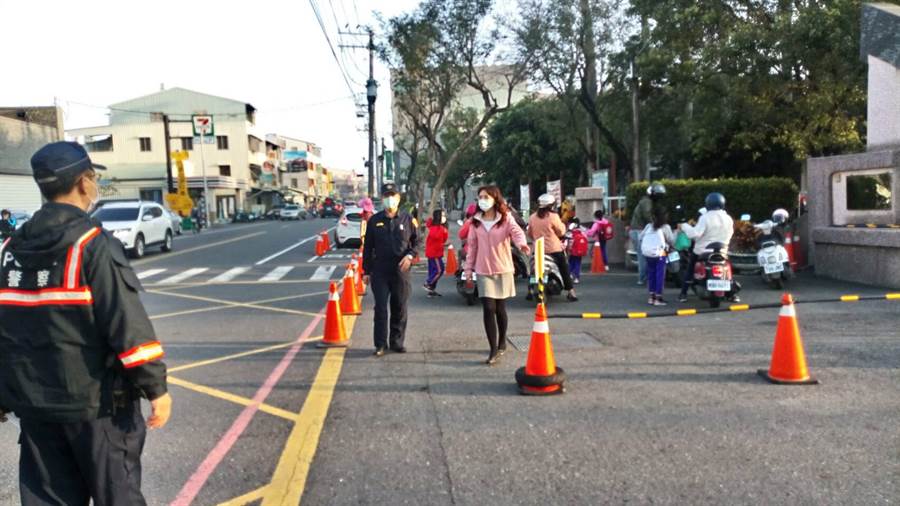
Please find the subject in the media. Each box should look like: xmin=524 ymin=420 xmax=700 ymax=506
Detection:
xmin=527 ymin=252 xmax=564 ymax=305
xmin=691 ymin=242 xmax=740 ymax=308
xmin=754 ymin=220 xmax=793 ymax=289
xmin=456 ymin=268 xmax=479 ymax=306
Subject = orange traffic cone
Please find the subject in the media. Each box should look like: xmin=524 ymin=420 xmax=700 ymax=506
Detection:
xmin=784 ymin=231 xmax=797 ymax=269
xmin=340 ymin=266 xmax=362 ymax=315
xmin=590 ymin=242 xmax=606 ymax=274
xmin=446 ymin=244 xmax=459 ymax=274
xmin=758 ymin=294 xmax=818 ymax=384
xmin=353 ymin=259 xmax=367 ymax=295
xmin=515 ymin=303 xmax=566 ymax=395
xmin=318 ymin=282 xmax=349 ymax=348
xmin=315 ymin=236 xmax=326 ymax=257
xmin=321 ymin=230 xmax=331 ymax=250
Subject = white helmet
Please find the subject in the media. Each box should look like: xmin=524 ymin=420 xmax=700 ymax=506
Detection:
xmin=772 ymin=208 xmax=789 ymax=224
xmin=537 ymin=193 xmax=556 ymax=208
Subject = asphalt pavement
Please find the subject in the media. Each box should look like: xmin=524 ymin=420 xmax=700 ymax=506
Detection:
xmin=0 ymin=217 xmax=897 ymax=505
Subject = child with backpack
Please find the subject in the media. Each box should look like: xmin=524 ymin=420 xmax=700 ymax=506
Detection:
xmin=639 ymin=207 xmax=676 ymax=306
xmin=586 ymin=208 xmax=614 ymax=270
xmin=566 ymin=218 xmax=589 ymax=284
xmin=424 ymin=209 xmax=449 ymax=297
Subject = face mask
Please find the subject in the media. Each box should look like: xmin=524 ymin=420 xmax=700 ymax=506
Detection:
xmin=478 ymin=198 xmax=494 ymax=212
xmin=441 ymin=215 xmax=447 ymax=224
xmin=86 ymin=176 xmax=101 ymax=213
xmin=385 ymin=195 xmax=400 ymax=210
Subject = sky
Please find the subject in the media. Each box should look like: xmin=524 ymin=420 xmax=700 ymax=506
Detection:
xmin=0 ymin=0 xmax=421 ymax=175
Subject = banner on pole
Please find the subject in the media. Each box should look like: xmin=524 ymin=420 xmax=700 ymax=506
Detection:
xmin=547 ymin=180 xmax=561 ymax=203
xmin=520 ymin=184 xmax=530 ymax=214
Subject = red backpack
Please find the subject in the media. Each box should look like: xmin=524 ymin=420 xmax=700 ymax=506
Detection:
xmin=571 ymin=230 xmax=589 ymax=257
xmin=603 ymin=222 xmax=615 ymax=241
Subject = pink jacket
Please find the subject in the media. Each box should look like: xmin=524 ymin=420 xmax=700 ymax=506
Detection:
xmin=463 ymin=213 xmax=528 ymax=276
xmin=528 ymin=212 xmax=566 ymax=253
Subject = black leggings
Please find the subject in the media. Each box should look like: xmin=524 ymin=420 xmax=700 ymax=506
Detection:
xmin=481 ymin=297 xmax=508 ymax=355
xmin=549 ymin=251 xmax=574 ymax=290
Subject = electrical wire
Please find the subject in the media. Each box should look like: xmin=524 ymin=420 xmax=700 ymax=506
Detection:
xmin=308 ymin=0 xmax=358 ymax=99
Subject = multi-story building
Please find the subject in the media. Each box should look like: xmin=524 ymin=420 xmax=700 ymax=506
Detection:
xmin=0 ymin=106 xmax=64 ymax=213
xmin=67 ymin=87 xmax=266 ymax=221
xmin=272 ymin=135 xmax=329 ymax=205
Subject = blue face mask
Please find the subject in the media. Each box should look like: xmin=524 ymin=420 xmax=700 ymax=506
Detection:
xmin=385 ymin=195 xmax=400 ymax=211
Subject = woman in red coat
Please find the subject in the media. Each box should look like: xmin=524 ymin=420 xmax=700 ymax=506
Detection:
xmin=424 ymin=209 xmax=449 ymax=296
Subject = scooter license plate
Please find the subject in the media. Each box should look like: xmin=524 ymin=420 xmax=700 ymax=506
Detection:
xmin=707 ymin=279 xmax=731 ymax=291
xmin=764 ymin=263 xmax=784 ymax=274
xmin=667 ymin=251 xmax=680 ymax=263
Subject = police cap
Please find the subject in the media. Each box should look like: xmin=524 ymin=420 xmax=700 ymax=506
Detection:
xmin=31 ymin=141 xmax=106 ymax=192
xmin=380 ymin=182 xmax=399 ymax=196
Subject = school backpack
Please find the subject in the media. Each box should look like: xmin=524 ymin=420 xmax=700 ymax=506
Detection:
xmin=602 ymin=221 xmax=615 ymax=241
xmin=571 ymin=230 xmax=589 ymax=257
xmin=640 ymin=224 xmax=667 ymax=258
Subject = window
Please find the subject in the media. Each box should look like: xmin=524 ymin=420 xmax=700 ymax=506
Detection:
xmin=847 ymin=173 xmax=892 ymax=210
xmin=248 ymin=136 xmax=261 ymax=153
xmin=291 ymin=178 xmax=298 ymax=188
xmin=84 ymin=134 xmax=113 ymax=152
xmin=140 ymin=188 xmax=163 ymax=203
xmin=217 ymin=135 xmax=229 ymax=150
xmin=149 ymin=206 xmax=163 ymax=218
xmin=139 ymin=137 xmax=152 ymax=152
xmin=219 ymin=165 xmax=231 ymax=176
xmin=93 ymin=207 xmax=138 ymax=222
xmin=181 ymin=137 xmax=193 ymax=150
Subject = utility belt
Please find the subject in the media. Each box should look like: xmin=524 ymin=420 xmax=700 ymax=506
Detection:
xmin=104 ymin=362 xmax=142 ymax=417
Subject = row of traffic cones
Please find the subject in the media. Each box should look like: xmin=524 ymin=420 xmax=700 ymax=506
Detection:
xmin=318 ymin=254 xmax=365 ymax=348
xmin=315 ymin=231 xmax=332 ymax=257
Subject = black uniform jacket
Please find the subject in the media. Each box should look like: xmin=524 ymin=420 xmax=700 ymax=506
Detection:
xmin=362 ymin=210 xmax=420 ymax=275
xmin=0 ymin=203 xmax=167 ymax=423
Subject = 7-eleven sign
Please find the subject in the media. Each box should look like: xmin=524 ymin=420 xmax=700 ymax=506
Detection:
xmin=191 ymin=115 xmax=214 ymax=136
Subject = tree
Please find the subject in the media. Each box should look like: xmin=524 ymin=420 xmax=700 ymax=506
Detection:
xmin=384 ymin=0 xmax=534 ymax=217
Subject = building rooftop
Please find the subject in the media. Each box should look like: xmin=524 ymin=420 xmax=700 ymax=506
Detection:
xmin=861 ymin=3 xmax=900 ymax=68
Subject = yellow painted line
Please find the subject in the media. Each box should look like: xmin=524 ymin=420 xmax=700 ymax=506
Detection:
xmin=168 ymin=376 xmax=298 ymax=422
xmin=150 ymin=291 xmax=329 ymax=320
xmin=886 ymin=293 xmax=900 ymax=300
xmin=582 ymin=313 xmax=602 ymax=319
xmin=840 ymin=295 xmax=860 ymax=302
xmin=627 ymin=312 xmax=647 ymax=319
xmin=262 ymin=315 xmax=356 ymax=506
xmin=846 ymin=224 xmax=856 ymax=228
xmin=146 ymin=289 xmax=320 ymax=317
xmin=132 ymin=231 xmax=267 ymax=266
xmin=169 ymin=336 xmax=323 ymax=373
xmin=729 ymin=304 xmax=750 ymax=311
xmin=217 ymin=485 xmax=269 ymax=506
xmin=888 ymin=224 xmax=900 ymax=229
xmin=676 ymin=309 xmax=697 ymax=316
xmin=866 ymin=224 xmax=877 ymax=228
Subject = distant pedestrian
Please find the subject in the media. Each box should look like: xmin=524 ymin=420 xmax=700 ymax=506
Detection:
xmin=586 ymin=208 xmax=613 ymax=270
xmin=630 ymin=183 xmax=667 ymax=285
xmin=463 ymin=186 xmax=530 ymax=365
xmin=640 ymin=206 xmax=676 ymax=306
xmin=565 ymin=218 xmax=589 ymax=284
xmin=458 ymin=202 xmax=477 ymax=259
xmin=528 ymin=193 xmax=578 ymax=301
xmin=424 ymin=209 xmax=449 ymax=296
xmin=0 ymin=209 xmax=14 ymax=241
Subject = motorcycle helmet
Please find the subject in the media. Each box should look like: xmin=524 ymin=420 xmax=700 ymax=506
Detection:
xmin=772 ymin=208 xmax=789 ymax=224
xmin=647 ymin=183 xmax=667 ymax=199
xmin=537 ymin=193 xmax=556 ymax=208
xmin=704 ymin=192 xmax=726 ymax=211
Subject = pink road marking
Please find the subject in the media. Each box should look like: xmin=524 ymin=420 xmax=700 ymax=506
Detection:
xmin=170 ymin=311 xmax=324 ymax=506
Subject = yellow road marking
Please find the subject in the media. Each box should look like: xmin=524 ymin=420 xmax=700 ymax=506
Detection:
xmin=729 ymin=304 xmax=750 ymax=311
xmin=582 ymin=313 xmax=602 ymax=319
xmin=146 ymin=289 xmax=320 ymax=317
xmin=150 ymin=291 xmax=329 ymax=320
xmin=627 ymin=312 xmax=647 ymax=319
xmin=840 ymin=295 xmax=860 ymax=302
xmin=217 ymin=485 xmax=269 ymax=506
xmin=676 ymin=309 xmax=697 ymax=316
xmin=262 ymin=315 xmax=356 ymax=506
xmin=887 ymin=293 xmax=900 ymax=300
xmin=132 ymin=231 xmax=267 ymax=266
xmin=169 ymin=336 xmax=323 ymax=373
xmin=168 ymin=376 xmax=298 ymax=422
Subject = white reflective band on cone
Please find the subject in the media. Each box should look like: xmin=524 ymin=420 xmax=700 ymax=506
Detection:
xmin=532 ymin=320 xmax=550 ymax=334
xmin=779 ymin=303 xmax=796 ymax=318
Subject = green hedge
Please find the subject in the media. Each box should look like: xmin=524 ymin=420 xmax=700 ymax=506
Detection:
xmin=625 ymin=178 xmax=799 ymax=223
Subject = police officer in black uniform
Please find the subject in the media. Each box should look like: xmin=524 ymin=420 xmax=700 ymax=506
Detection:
xmin=362 ymin=183 xmax=420 ymax=356
xmin=0 ymin=141 xmax=171 ymax=505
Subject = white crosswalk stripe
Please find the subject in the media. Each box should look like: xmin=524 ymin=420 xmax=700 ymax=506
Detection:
xmin=158 ymin=268 xmax=209 ymax=284
xmin=208 ymin=266 xmax=250 ymax=283
xmin=259 ymin=266 xmax=294 ymax=282
xmin=310 ymin=265 xmax=337 ymax=281
xmin=137 ymin=268 xmax=167 ymax=280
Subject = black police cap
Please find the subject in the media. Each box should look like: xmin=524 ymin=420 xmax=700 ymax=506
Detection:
xmin=31 ymin=141 xmax=106 ymax=191
xmin=381 ymin=182 xmax=399 ymax=196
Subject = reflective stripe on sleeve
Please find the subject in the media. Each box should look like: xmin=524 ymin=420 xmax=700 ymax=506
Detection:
xmin=119 ymin=341 xmax=165 ymax=369
xmin=65 ymin=227 xmax=101 ymax=289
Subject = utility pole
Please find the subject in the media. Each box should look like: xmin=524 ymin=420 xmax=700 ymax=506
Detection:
xmin=379 ymin=137 xmax=386 ymax=184
xmin=162 ymin=114 xmax=174 ymax=192
xmin=366 ymin=29 xmax=377 ymax=196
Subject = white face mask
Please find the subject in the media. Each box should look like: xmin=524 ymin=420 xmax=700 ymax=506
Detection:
xmin=86 ymin=175 xmax=101 ymax=213
xmin=385 ymin=195 xmax=400 ymax=211
xmin=478 ymin=197 xmax=494 ymax=212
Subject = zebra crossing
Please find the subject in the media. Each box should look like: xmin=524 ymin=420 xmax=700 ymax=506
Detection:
xmin=138 ymin=264 xmax=345 ymax=285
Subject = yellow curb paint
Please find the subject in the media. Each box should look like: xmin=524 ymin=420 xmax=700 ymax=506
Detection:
xmin=169 ymin=337 xmax=323 ymax=373
xmin=676 ymin=309 xmax=697 ymax=316
xmin=840 ymin=295 xmax=860 ymax=302
xmin=168 ymin=376 xmax=298 ymax=422
xmin=729 ymin=304 xmax=750 ymax=311
xmin=886 ymin=293 xmax=900 ymax=300
xmin=262 ymin=315 xmax=356 ymax=506
xmin=627 ymin=312 xmax=647 ymax=319
xmin=582 ymin=313 xmax=603 ymax=319
xmin=217 ymin=485 xmax=269 ymax=506
xmin=133 ymin=231 xmax=267 ymax=266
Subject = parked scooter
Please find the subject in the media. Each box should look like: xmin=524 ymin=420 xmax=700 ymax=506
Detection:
xmin=691 ymin=242 xmax=740 ymax=308
xmin=456 ymin=269 xmax=479 ymax=306
xmin=527 ymin=252 xmax=564 ymax=304
xmin=754 ymin=209 xmax=793 ymax=289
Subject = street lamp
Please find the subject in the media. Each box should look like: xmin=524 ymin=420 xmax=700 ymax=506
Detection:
xmin=366 ymin=78 xmax=378 ymax=196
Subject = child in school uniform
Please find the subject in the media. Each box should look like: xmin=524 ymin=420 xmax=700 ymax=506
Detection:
xmin=424 ymin=209 xmax=449 ymax=296
xmin=639 ymin=207 xmax=676 ymax=306
xmin=565 ymin=218 xmax=589 ymax=284
xmin=586 ymin=208 xmax=614 ymax=271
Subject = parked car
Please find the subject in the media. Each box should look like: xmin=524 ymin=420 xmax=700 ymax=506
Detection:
xmin=335 ymin=206 xmax=364 ymax=247
xmin=280 ymin=204 xmax=306 ymax=220
xmin=268 ymin=204 xmax=285 ymax=220
xmin=163 ymin=208 xmax=184 ymax=235
xmin=233 ymin=211 xmax=258 ymax=223
xmin=92 ymin=201 xmax=174 ymax=258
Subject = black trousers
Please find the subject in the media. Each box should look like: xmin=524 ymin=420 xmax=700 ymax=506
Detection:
xmin=19 ymin=401 xmax=146 ymax=506
xmin=549 ymin=251 xmax=574 ymax=290
xmin=371 ymin=270 xmax=410 ymax=349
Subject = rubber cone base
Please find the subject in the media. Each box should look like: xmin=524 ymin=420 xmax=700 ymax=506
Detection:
xmin=757 ymin=369 xmax=818 ymax=385
xmin=515 ymin=366 xmax=566 ymax=396
xmin=518 ymin=384 xmax=565 ymax=396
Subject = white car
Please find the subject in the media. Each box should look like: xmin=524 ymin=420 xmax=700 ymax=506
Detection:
xmin=280 ymin=204 xmax=304 ymax=220
xmin=93 ymin=201 xmax=174 ymax=258
xmin=163 ymin=208 xmax=184 ymax=235
xmin=335 ymin=206 xmax=364 ymax=248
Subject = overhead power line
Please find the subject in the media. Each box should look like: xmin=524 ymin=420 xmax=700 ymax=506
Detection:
xmin=309 ymin=0 xmax=359 ymax=100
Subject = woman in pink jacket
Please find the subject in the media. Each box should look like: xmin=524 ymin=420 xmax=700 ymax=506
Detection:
xmin=463 ymin=186 xmax=530 ymax=365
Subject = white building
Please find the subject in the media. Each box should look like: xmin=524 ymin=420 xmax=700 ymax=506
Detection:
xmin=67 ymin=87 xmax=266 ymax=221
xmin=0 ymin=107 xmax=63 ymax=213
xmin=270 ymin=134 xmax=330 ymax=204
